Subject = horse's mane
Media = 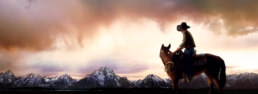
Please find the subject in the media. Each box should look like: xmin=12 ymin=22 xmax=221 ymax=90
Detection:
xmin=171 ymin=51 xmax=182 ymax=64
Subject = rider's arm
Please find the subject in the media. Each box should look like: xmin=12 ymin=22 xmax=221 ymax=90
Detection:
xmin=173 ymin=37 xmax=185 ymax=54
xmin=173 ymin=46 xmax=183 ymax=54
xmin=174 ymin=31 xmax=186 ymax=53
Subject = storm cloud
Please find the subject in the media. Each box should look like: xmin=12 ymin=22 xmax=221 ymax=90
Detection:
xmin=0 ymin=0 xmax=258 ymax=51
xmin=0 ymin=0 xmax=258 ymax=77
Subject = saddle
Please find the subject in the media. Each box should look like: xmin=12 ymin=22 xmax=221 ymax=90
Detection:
xmin=176 ymin=50 xmax=207 ymax=66
xmin=192 ymin=54 xmax=207 ymax=66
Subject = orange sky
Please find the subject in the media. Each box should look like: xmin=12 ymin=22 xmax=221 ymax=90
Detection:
xmin=0 ymin=0 xmax=258 ymax=80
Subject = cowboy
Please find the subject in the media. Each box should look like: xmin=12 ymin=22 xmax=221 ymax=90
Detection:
xmin=173 ymin=22 xmax=196 ymax=82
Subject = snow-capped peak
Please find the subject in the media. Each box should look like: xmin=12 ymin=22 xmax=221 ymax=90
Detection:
xmin=88 ymin=67 xmax=117 ymax=86
xmin=0 ymin=70 xmax=16 ymax=83
xmin=59 ymin=74 xmax=71 ymax=79
xmin=92 ymin=67 xmax=116 ymax=78
xmin=145 ymin=74 xmax=163 ymax=82
xmin=14 ymin=73 xmax=45 ymax=87
xmin=55 ymin=74 xmax=76 ymax=87
xmin=26 ymin=73 xmax=42 ymax=79
xmin=97 ymin=67 xmax=115 ymax=75
xmin=4 ymin=70 xmax=14 ymax=76
xmin=138 ymin=74 xmax=168 ymax=88
xmin=44 ymin=76 xmax=58 ymax=82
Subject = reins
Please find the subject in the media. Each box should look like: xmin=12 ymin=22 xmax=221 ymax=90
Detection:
xmin=165 ymin=61 xmax=176 ymax=73
xmin=160 ymin=50 xmax=176 ymax=73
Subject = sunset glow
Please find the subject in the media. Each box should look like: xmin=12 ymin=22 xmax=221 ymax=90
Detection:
xmin=0 ymin=0 xmax=258 ymax=80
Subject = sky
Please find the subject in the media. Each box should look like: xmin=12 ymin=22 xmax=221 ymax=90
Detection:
xmin=0 ymin=0 xmax=258 ymax=80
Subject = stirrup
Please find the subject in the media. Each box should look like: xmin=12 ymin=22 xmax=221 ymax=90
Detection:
xmin=185 ymin=75 xmax=190 ymax=83
xmin=182 ymin=74 xmax=190 ymax=83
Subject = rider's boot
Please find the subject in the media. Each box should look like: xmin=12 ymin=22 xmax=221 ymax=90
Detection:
xmin=185 ymin=75 xmax=190 ymax=83
xmin=182 ymin=73 xmax=190 ymax=83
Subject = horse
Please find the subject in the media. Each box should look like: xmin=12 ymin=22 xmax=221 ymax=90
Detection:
xmin=160 ymin=44 xmax=226 ymax=94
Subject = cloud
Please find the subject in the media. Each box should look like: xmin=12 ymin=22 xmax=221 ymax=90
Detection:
xmin=31 ymin=63 xmax=65 ymax=74
xmin=0 ymin=0 xmax=101 ymax=51
xmin=0 ymin=0 xmax=258 ymax=76
xmin=82 ymin=0 xmax=258 ymax=36
xmin=0 ymin=0 xmax=66 ymax=51
xmin=0 ymin=50 xmax=28 ymax=72
xmin=226 ymin=66 xmax=238 ymax=69
xmin=1 ymin=0 xmax=258 ymax=52
xmin=13 ymin=61 xmax=68 ymax=76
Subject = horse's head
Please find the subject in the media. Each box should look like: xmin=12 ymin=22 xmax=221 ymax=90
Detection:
xmin=161 ymin=43 xmax=170 ymax=52
xmin=160 ymin=44 xmax=177 ymax=73
xmin=160 ymin=44 xmax=171 ymax=56
xmin=160 ymin=44 xmax=173 ymax=65
xmin=160 ymin=44 xmax=184 ymax=64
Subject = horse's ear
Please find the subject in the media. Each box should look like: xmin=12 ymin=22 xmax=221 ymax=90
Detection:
xmin=162 ymin=44 xmax=164 ymax=47
xmin=168 ymin=44 xmax=171 ymax=49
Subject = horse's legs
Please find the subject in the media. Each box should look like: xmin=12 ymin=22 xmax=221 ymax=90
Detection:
xmin=171 ymin=79 xmax=179 ymax=94
xmin=213 ymin=78 xmax=222 ymax=94
xmin=205 ymin=73 xmax=214 ymax=94
xmin=171 ymin=81 xmax=176 ymax=94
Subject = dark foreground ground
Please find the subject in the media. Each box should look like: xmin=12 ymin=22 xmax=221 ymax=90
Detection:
xmin=1 ymin=88 xmax=258 ymax=94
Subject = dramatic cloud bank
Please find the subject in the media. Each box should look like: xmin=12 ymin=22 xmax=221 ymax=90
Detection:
xmin=0 ymin=0 xmax=258 ymax=78
xmin=1 ymin=0 xmax=258 ymax=51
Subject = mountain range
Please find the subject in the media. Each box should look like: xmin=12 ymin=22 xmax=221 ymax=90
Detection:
xmin=0 ymin=67 xmax=258 ymax=89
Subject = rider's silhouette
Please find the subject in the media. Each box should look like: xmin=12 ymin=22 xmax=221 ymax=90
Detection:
xmin=173 ymin=22 xmax=196 ymax=82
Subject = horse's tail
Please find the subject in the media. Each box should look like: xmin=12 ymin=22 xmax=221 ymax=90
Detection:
xmin=218 ymin=58 xmax=226 ymax=89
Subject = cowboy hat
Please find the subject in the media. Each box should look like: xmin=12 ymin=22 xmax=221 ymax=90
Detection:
xmin=177 ymin=22 xmax=190 ymax=31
